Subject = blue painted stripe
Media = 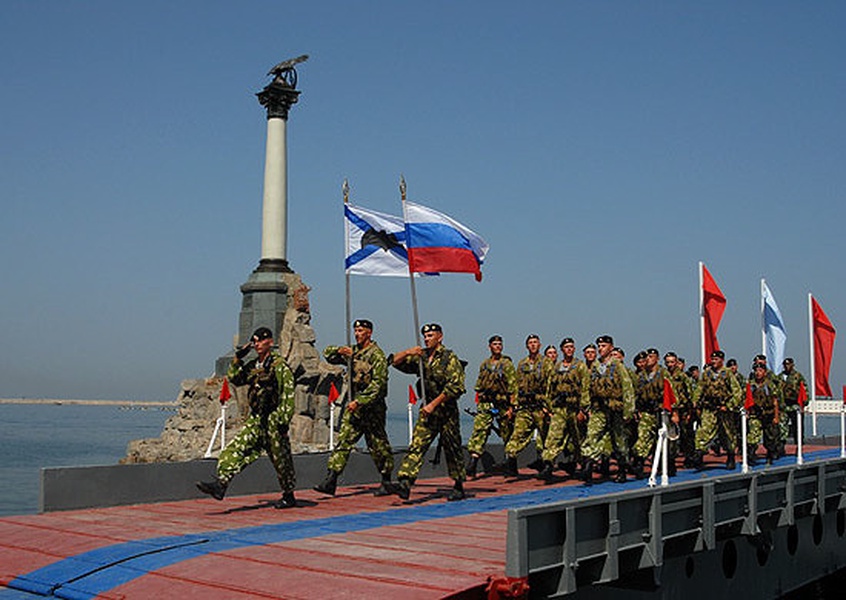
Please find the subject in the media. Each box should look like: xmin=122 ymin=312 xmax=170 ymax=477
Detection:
xmin=406 ymin=222 xmax=472 ymax=251
xmin=2 ymin=449 xmax=841 ymax=599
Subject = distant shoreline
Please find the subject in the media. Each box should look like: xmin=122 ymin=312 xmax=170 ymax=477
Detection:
xmin=0 ymin=398 xmax=178 ymax=407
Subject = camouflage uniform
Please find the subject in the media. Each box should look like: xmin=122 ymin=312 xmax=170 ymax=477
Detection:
xmin=747 ymin=378 xmax=781 ymax=461
xmin=541 ymin=358 xmax=589 ymax=464
xmin=466 ymin=355 xmax=517 ymax=456
xmin=581 ymin=358 xmax=635 ymax=465
xmin=693 ymin=366 xmax=742 ymax=455
xmin=218 ymin=350 xmax=296 ymax=493
xmin=633 ymin=367 xmax=673 ymax=461
xmin=780 ymin=367 xmax=806 ymax=443
xmin=669 ymin=368 xmax=697 ymax=464
xmin=504 ymin=356 xmax=552 ymax=459
xmin=323 ymin=341 xmax=393 ymax=477
xmin=395 ymin=345 xmax=467 ymax=483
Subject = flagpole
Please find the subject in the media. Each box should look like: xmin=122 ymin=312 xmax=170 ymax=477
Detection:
xmin=761 ymin=279 xmax=767 ymax=359
xmin=809 ymin=293 xmax=817 ymax=436
xmin=841 ymin=385 xmax=845 ymax=459
xmin=334 ymin=179 xmax=355 ymax=452
xmin=699 ymin=262 xmax=706 ymax=367
xmin=400 ymin=175 xmax=426 ymax=440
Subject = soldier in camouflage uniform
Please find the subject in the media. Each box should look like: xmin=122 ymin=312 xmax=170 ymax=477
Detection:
xmin=665 ymin=352 xmax=697 ymax=467
xmin=465 ymin=335 xmax=517 ymax=477
xmin=747 ymin=362 xmax=781 ymax=464
xmin=196 ymin=327 xmax=298 ymax=509
xmin=499 ymin=335 xmax=553 ymax=476
xmin=780 ymin=358 xmax=807 ymax=445
xmin=583 ymin=344 xmax=597 ymax=369
xmin=393 ymin=323 xmax=467 ymax=501
xmin=692 ymin=350 xmax=742 ymax=470
xmin=631 ymin=348 xmax=675 ymax=479
xmin=314 ymin=319 xmax=394 ymax=497
xmin=581 ymin=335 xmax=635 ymax=484
xmin=538 ymin=337 xmax=589 ymax=481
xmin=751 ymin=354 xmax=785 ymax=457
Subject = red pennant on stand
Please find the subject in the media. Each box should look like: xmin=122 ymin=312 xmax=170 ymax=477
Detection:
xmin=408 ymin=384 xmax=418 ymax=405
xmin=219 ymin=378 xmax=231 ymax=404
xmin=744 ymin=382 xmax=755 ymax=411
xmin=475 ymin=391 xmax=480 ymax=405
xmin=797 ymin=381 xmax=808 ymax=411
xmin=662 ymin=378 xmax=676 ymax=411
xmin=328 ymin=382 xmax=340 ymax=404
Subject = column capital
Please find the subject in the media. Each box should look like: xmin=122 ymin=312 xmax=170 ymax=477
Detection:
xmin=256 ymin=79 xmax=300 ymax=120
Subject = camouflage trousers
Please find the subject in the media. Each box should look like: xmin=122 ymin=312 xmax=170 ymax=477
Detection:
xmin=782 ymin=404 xmax=800 ymax=443
xmin=694 ymin=408 xmax=737 ymax=454
xmin=677 ymin=409 xmax=697 ymax=459
xmin=505 ymin=406 xmax=548 ymax=458
xmin=398 ymin=400 xmax=465 ymax=483
xmin=633 ymin=411 xmax=660 ymax=459
xmin=581 ymin=407 xmax=629 ymax=462
xmin=327 ymin=403 xmax=394 ymax=476
xmin=541 ymin=403 xmax=581 ymax=463
xmin=747 ymin=412 xmax=780 ymax=454
xmin=466 ymin=401 xmax=513 ymax=456
xmin=217 ymin=409 xmax=295 ymax=493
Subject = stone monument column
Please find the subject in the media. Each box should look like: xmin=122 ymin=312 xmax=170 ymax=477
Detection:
xmin=215 ymin=56 xmax=308 ymax=375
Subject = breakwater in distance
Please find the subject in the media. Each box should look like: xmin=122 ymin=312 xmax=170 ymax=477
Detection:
xmin=0 ymin=398 xmax=177 ymax=407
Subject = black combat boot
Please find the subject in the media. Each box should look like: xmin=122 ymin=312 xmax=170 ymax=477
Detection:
xmin=538 ymin=461 xmax=555 ymax=483
xmin=373 ymin=473 xmax=393 ymax=497
xmin=465 ymin=454 xmax=479 ymax=478
xmin=668 ymin=457 xmax=677 ymax=477
xmin=558 ymin=460 xmax=578 ymax=477
xmin=274 ymin=491 xmax=297 ymax=509
xmin=614 ymin=461 xmax=628 ymax=483
xmin=581 ymin=459 xmax=595 ymax=485
xmin=395 ymin=477 xmax=412 ymax=500
xmin=599 ymin=458 xmax=611 ymax=479
xmin=447 ymin=480 xmax=466 ymax=501
xmin=725 ymin=453 xmax=736 ymax=471
xmin=692 ymin=450 xmax=705 ymax=471
xmin=196 ymin=478 xmax=228 ymax=501
xmin=313 ymin=470 xmax=339 ymax=496
xmin=499 ymin=456 xmax=518 ymax=477
xmin=526 ymin=452 xmax=545 ymax=472
xmin=747 ymin=446 xmax=759 ymax=466
xmin=631 ymin=457 xmax=645 ymax=480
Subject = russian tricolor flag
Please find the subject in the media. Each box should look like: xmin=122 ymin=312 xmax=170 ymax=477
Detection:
xmin=404 ymin=201 xmax=489 ymax=281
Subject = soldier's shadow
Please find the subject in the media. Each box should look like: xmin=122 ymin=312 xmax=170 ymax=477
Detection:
xmin=221 ymin=498 xmax=319 ymax=514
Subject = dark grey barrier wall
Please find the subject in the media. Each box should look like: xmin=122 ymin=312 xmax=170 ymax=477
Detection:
xmin=40 ymin=445 xmax=514 ymax=512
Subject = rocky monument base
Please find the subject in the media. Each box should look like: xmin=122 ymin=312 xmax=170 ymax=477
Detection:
xmin=122 ymin=274 xmax=344 ymax=464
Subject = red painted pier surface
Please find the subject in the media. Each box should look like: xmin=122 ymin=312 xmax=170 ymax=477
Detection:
xmin=0 ymin=445 xmax=833 ymax=600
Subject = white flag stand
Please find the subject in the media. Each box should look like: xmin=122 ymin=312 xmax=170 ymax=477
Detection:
xmin=796 ymin=406 xmax=804 ymax=465
xmin=329 ymin=402 xmax=335 ymax=451
xmin=648 ymin=412 xmax=670 ymax=488
xmin=840 ymin=401 xmax=845 ymax=459
xmin=204 ymin=401 xmax=227 ymax=458
xmin=407 ymin=402 xmax=414 ymax=446
xmin=741 ymin=409 xmax=749 ymax=474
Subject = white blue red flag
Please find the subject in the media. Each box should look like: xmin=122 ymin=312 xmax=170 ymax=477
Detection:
xmin=404 ymin=201 xmax=489 ymax=281
xmin=762 ymin=280 xmax=787 ymax=372
xmin=345 ymin=204 xmax=410 ymax=277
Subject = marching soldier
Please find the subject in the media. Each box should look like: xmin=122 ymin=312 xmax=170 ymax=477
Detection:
xmin=196 ymin=327 xmax=298 ymax=509
xmin=538 ymin=337 xmax=589 ymax=481
xmin=583 ymin=343 xmax=597 ymax=369
xmin=631 ymin=348 xmax=675 ymax=478
xmin=692 ymin=350 xmax=742 ymax=470
xmin=314 ymin=319 xmax=394 ymax=497
xmin=465 ymin=335 xmax=517 ymax=477
xmin=581 ymin=335 xmax=635 ymax=484
xmin=498 ymin=334 xmax=553 ymax=476
xmin=780 ymin=357 xmax=807 ymax=445
xmin=747 ymin=362 xmax=781 ymax=464
xmin=392 ymin=323 xmax=467 ymax=501
xmin=665 ymin=352 xmax=696 ymax=468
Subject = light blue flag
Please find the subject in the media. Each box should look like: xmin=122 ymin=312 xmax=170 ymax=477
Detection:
xmin=762 ymin=280 xmax=787 ymax=372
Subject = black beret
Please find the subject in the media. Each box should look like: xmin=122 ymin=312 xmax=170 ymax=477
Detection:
xmin=353 ymin=319 xmax=373 ymax=330
xmin=525 ymin=334 xmax=540 ymax=343
xmin=252 ymin=327 xmax=273 ymax=341
xmin=596 ymin=335 xmax=614 ymax=345
xmin=726 ymin=358 xmax=737 ymax=367
xmin=613 ymin=347 xmax=626 ymax=356
xmin=421 ymin=323 xmax=442 ymax=334
xmin=710 ymin=350 xmax=725 ymax=359
xmin=783 ymin=357 xmax=794 ymax=365
xmin=488 ymin=335 xmax=503 ymax=344
xmin=647 ymin=348 xmax=659 ymax=356
xmin=560 ymin=337 xmax=575 ymax=347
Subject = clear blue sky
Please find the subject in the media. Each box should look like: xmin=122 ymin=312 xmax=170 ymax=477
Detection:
xmin=1 ymin=1 xmax=844 ymax=402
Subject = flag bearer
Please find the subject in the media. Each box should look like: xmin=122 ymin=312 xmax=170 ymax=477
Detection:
xmin=692 ymin=350 xmax=742 ymax=470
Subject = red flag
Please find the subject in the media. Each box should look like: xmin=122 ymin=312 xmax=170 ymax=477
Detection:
xmin=842 ymin=385 xmax=846 ymax=406
xmin=219 ymin=378 xmax=231 ymax=404
xmin=701 ymin=264 xmax=727 ymax=360
xmin=745 ymin=382 xmax=755 ymax=411
xmin=812 ymin=297 xmax=836 ymax=397
xmin=475 ymin=391 xmax=480 ymax=405
xmin=328 ymin=382 xmax=340 ymax=404
xmin=797 ymin=380 xmax=808 ymax=410
xmin=662 ymin=378 xmax=676 ymax=411
xmin=408 ymin=384 xmax=418 ymax=405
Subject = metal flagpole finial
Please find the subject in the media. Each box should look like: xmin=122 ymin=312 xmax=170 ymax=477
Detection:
xmin=342 ymin=179 xmax=350 ymax=204
xmin=399 ymin=175 xmax=407 ymax=202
